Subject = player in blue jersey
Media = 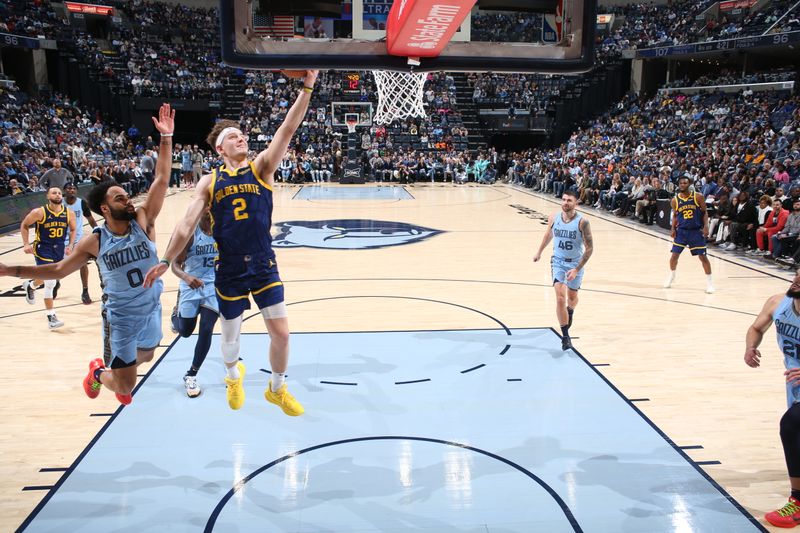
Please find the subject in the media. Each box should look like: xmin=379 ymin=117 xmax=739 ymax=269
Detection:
xmin=170 ymin=209 xmax=219 ymax=398
xmin=745 ymin=272 xmax=800 ymax=527
xmin=533 ymin=189 xmax=594 ymax=351
xmin=664 ymin=175 xmax=714 ymax=293
xmin=0 ymin=103 xmax=175 ymax=405
xmin=18 ymin=186 xmax=77 ymax=329
xmin=144 ymin=70 xmax=319 ymax=416
xmin=64 ymin=182 xmax=97 ymax=305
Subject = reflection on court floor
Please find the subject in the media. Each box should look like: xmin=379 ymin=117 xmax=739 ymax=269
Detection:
xmin=292 ymin=185 xmax=414 ymax=200
xmin=21 ymin=328 xmax=763 ymax=532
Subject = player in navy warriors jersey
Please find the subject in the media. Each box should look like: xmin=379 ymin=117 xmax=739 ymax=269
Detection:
xmin=18 ymin=186 xmax=77 ymax=329
xmin=533 ymin=189 xmax=594 ymax=351
xmin=0 ymin=104 xmax=175 ymax=405
xmin=64 ymin=182 xmax=97 ymax=305
xmin=144 ymin=70 xmax=319 ymax=415
xmin=170 ymin=209 xmax=219 ymax=397
xmin=664 ymin=175 xmax=714 ymax=293
xmin=745 ymin=272 xmax=800 ymax=527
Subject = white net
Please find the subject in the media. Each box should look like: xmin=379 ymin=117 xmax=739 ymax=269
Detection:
xmin=372 ymin=70 xmax=427 ymax=125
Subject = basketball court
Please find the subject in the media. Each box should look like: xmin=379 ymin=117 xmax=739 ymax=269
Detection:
xmin=0 ymin=183 xmax=792 ymax=531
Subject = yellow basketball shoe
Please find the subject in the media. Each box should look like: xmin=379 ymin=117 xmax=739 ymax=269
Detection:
xmin=265 ymin=381 xmax=305 ymax=416
xmin=224 ymin=362 xmax=246 ymax=410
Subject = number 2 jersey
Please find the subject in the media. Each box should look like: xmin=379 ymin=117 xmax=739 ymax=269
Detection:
xmin=94 ymin=220 xmax=162 ymax=317
xmin=208 ymin=162 xmax=274 ymax=259
xmin=775 ymin=295 xmax=800 ymax=406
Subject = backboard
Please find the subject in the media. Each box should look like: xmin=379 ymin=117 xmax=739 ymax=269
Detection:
xmin=220 ymin=0 xmax=596 ymax=73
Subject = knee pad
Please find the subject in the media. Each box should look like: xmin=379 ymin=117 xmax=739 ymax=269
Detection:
xmin=43 ymin=279 xmax=57 ymax=299
xmin=261 ymin=301 xmax=288 ymax=320
xmin=221 ymin=339 xmax=240 ymax=364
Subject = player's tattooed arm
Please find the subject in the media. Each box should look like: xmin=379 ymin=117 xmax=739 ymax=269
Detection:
xmin=575 ymin=218 xmax=593 ymax=271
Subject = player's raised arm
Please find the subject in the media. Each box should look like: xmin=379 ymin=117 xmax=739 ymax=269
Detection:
xmin=254 ymin=70 xmax=319 ymax=182
xmin=142 ymin=174 xmax=210 ymax=288
xmin=138 ymin=103 xmax=175 ymax=234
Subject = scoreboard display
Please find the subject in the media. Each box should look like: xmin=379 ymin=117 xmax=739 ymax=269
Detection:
xmin=343 ymin=72 xmax=363 ymax=96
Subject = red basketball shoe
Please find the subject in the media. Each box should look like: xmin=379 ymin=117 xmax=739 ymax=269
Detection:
xmin=83 ymin=358 xmax=104 ymax=399
xmin=766 ymin=497 xmax=800 ymax=528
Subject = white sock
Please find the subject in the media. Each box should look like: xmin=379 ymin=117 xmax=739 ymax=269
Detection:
xmin=46 ymin=310 xmax=55 ymax=318
xmin=271 ymin=372 xmax=286 ymax=392
xmin=706 ymin=274 xmax=714 ymax=285
xmin=225 ymin=364 xmax=240 ymax=380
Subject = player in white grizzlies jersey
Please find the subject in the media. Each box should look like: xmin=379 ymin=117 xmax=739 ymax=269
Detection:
xmin=533 ymin=189 xmax=594 ymax=351
xmin=0 ymin=104 xmax=175 ymax=405
xmin=745 ymin=271 xmax=800 ymax=528
xmin=170 ymin=210 xmax=218 ymax=397
xmin=64 ymin=182 xmax=97 ymax=304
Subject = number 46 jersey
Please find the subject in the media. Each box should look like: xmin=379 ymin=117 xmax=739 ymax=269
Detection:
xmin=94 ymin=220 xmax=162 ymax=316
xmin=552 ymin=213 xmax=584 ymax=262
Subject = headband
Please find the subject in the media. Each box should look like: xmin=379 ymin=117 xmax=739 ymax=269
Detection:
xmin=215 ymin=127 xmax=241 ymax=149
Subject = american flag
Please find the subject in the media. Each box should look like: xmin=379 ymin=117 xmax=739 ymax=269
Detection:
xmin=253 ymin=12 xmax=295 ymax=37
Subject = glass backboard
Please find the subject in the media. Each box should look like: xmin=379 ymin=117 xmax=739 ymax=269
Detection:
xmin=220 ymin=0 xmax=596 ymax=73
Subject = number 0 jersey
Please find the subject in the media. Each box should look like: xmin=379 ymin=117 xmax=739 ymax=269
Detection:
xmin=208 ymin=162 xmax=274 ymax=258
xmin=552 ymin=212 xmax=583 ymax=262
xmin=94 ymin=220 xmax=162 ymax=317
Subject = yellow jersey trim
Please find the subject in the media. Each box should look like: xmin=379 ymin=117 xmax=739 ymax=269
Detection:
xmin=249 ymin=161 xmax=273 ymax=192
xmin=252 ymin=281 xmax=282 ymax=295
xmin=215 ymin=281 xmax=283 ymax=301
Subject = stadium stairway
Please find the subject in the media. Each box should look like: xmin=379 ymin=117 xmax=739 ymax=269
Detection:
xmin=451 ymin=73 xmax=488 ymax=153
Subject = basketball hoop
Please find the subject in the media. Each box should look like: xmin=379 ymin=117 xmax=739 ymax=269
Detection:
xmin=372 ymin=70 xmax=427 ymax=125
xmin=346 ymin=118 xmax=358 ymax=134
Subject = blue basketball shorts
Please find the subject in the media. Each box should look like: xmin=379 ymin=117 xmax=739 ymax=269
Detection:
xmin=34 ymin=242 xmax=64 ymax=265
xmin=102 ymin=304 xmax=163 ymax=367
xmin=214 ymin=253 xmax=284 ymax=320
xmin=551 ymin=256 xmax=584 ymax=291
xmin=671 ymin=227 xmax=706 ymax=256
xmin=178 ymin=281 xmax=219 ymax=317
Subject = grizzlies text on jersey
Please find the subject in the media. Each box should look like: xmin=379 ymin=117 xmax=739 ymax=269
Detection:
xmin=34 ymin=204 xmax=69 ymax=264
xmin=178 ymin=226 xmax=218 ymax=316
xmin=774 ymin=296 xmax=800 ymax=407
xmin=95 ymin=220 xmax=163 ymax=366
xmin=551 ymin=213 xmax=585 ymax=290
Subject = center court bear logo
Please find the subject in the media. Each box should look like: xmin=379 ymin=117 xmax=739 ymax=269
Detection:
xmin=272 ymin=220 xmax=443 ymax=250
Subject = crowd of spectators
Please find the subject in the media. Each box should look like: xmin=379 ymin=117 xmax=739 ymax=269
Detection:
xmin=0 ymin=0 xmax=61 ymax=40
xmin=498 ymin=74 xmax=800 ymax=264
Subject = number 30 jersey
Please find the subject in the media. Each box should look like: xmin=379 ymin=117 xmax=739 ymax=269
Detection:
xmin=208 ymin=162 xmax=274 ymax=258
xmin=552 ymin=212 xmax=583 ymax=262
xmin=94 ymin=220 xmax=162 ymax=317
